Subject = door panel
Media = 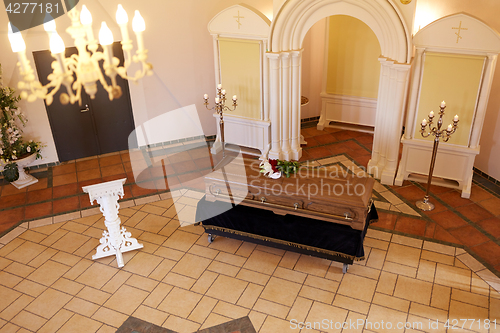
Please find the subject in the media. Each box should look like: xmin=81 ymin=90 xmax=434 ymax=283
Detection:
xmin=33 ymin=48 xmax=100 ymax=162
xmin=90 ymin=42 xmax=137 ymax=154
xmin=33 ymin=42 xmax=136 ymax=162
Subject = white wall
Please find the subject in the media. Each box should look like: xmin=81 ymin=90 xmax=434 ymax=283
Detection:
xmin=0 ymin=0 xmax=273 ymax=166
xmin=414 ymin=0 xmax=500 ymax=180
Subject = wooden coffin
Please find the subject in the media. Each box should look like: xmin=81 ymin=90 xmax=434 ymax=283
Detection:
xmin=204 ymin=157 xmax=375 ymax=230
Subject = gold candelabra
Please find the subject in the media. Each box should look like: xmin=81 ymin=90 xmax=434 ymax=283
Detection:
xmin=416 ymin=101 xmax=459 ymax=211
xmin=203 ymin=84 xmax=237 ymax=158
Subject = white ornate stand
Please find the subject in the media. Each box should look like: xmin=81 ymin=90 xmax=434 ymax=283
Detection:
xmin=82 ymin=178 xmax=143 ymax=267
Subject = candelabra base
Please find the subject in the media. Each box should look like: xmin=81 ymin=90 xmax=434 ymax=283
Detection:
xmin=416 ymin=198 xmax=435 ymax=211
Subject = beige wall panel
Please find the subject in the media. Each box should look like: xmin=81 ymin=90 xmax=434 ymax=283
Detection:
xmin=326 ymin=15 xmax=381 ymax=99
xmin=413 ymin=52 xmax=485 ymax=146
xmin=219 ymin=38 xmax=261 ymax=120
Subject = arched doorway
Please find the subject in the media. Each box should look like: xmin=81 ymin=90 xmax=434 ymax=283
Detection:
xmin=266 ymin=0 xmax=412 ymax=184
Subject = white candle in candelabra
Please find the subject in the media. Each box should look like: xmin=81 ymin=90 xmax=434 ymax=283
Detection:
xmin=116 ymin=5 xmax=130 ymax=42
xmin=49 ymin=32 xmax=66 ymax=72
xmin=429 ymin=111 xmax=434 ymax=118
xmin=215 ymin=97 xmax=220 ymax=104
xmin=217 ymin=84 xmax=222 ymax=89
xmin=221 ymin=89 xmax=226 ymax=95
xmin=447 ymin=124 xmax=452 ymax=132
xmin=421 ymin=119 xmax=427 ymax=126
xmin=454 ymin=114 xmax=459 ymax=122
xmin=203 ymin=94 xmax=208 ymax=99
xmin=99 ymin=22 xmax=114 ymax=65
xmin=7 ymin=23 xmax=28 ymax=73
xmin=80 ymin=5 xmax=95 ymax=42
xmin=43 ymin=13 xmax=56 ymax=36
xmin=132 ymin=11 xmax=145 ymax=51
xmin=441 ymin=101 xmax=446 ymax=108
xmin=232 ymin=95 xmax=237 ymax=101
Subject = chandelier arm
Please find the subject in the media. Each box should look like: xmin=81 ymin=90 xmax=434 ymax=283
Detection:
xmin=122 ymin=48 xmax=133 ymax=73
xmin=121 ymin=62 xmax=151 ymax=82
xmin=44 ymin=81 xmax=64 ymax=103
xmin=91 ymin=52 xmax=115 ymax=95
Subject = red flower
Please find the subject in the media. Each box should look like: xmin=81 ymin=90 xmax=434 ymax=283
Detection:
xmin=268 ymin=159 xmax=279 ymax=173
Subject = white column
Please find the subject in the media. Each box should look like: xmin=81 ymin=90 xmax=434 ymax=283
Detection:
xmin=281 ymin=52 xmax=291 ymax=160
xmin=268 ymin=53 xmax=282 ymax=159
xmin=83 ymin=179 xmax=143 ymax=268
xmin=470 ymin=54 xmax=498 ymax=148
xmin=290 ymin=50 xmax=302 ymax=160
xmin=210 ymin=34 xmax=222 ymax=155
xmin=263 ymin=40 xmax=270 ymax=122
xmin=404 ymin=48 xmax=425 ymax=140
xmin=380 ymin=63 xmax=411 ymax=185
xmin=368 ymin=58 xmax=393 ymax=178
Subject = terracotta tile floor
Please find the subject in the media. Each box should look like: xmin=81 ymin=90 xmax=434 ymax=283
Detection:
xmin=0 ymin=189 xmax=499 ymax=332
xmin=1 ymin=125 xmax=500 ymax=278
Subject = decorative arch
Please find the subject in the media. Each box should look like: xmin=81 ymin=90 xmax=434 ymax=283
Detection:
xmin=266 ymin=0 xmax=413 ymax=184
xmin=269 ymin=0 xmax=410 ymax=63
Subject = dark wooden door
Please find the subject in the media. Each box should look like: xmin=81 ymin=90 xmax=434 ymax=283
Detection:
xmin=33 ymin=42 xmax=136 ymax=162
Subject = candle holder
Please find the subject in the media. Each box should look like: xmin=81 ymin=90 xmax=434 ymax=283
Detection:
xmin=204 ymin=85 xmax=238 ymax=157
xmin=416 ymin=102 xmax=459 ymax=211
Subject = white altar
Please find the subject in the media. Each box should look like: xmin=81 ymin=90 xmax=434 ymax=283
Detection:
xmin=208 ymin=5 xmax=271 ymax=159
xmin=395 ymin=13 xmax=500 ymax=198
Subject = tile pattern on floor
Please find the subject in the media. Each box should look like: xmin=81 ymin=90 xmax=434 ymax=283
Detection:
xmin=0 ymin=190 xmax=499 ymax=333
xmin=1 ymin=124 xmax=500 ymax=277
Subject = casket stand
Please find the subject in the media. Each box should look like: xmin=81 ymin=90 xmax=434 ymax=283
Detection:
xmin=195 ymin=157 xmax=378 ymax=273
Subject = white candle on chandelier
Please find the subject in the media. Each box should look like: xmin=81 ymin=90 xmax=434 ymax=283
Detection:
xmin=132 ymin=10 xmax=146 ymax=51
xmin=447 ymin=124 xmax=452 ymax=132
xmin=217 ymin=84 xmax=222 ymax=89
xmin=7 ymin=23 xmax=28 ymax=72
xmin=441 ymin=101 xmax=446 ymax=108
xmin=215 ymin=97 xmax=220 ymax=104
xmin=49 ymin=32 xmax=66 ymax=73
xmin=49 ymin=32 xmax=65 ymax=54
xmin=421 ymin=119 xmax=427 ymax=126
xmin=203 ymin=94 xmax=208 ymax=100
xmin=43 ymin=13 xmax=56 ymax=35
xmin=232 ymin=95 xmax=237 ymax=101
xmin=116 ymin=5 xmax=130 ymax=42
xmin=99 ymin=22 xmax=114 ymax=65
xmin=429 ymin=111 xmax=434 ymax=118
xmin=221 ymin=89 xmax=226 ymax=95
xmin=454 ymin=114 xmax=459 ymax=122
xmin=80 ymin=5 xmax=95 ymax=42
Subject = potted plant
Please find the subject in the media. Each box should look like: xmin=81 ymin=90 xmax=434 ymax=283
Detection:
xmin=0 ymin=64 xmax=43 ymax=188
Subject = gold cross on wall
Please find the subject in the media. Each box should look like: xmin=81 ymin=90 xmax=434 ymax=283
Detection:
xmin=452 ymin=21 xmax=468 ymax=43
xmin=234 ymin=10 xmax=244 ymax=29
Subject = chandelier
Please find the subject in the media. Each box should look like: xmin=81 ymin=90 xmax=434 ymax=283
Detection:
xmin=7 ymin=4 xmax=152 ymax=106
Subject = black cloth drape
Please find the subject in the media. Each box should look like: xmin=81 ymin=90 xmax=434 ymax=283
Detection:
xmin=196 ymin=196 xmax=378 ymax=263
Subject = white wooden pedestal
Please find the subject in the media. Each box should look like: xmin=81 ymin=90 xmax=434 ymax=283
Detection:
xmin=395 ymin=138 xmax=479 ymax=198
xmin=82 ymin=179 xmax=143 ymax=267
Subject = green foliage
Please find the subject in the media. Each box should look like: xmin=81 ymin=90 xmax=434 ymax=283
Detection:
xmin=277 ymin=160 xmax=300 ymax=178
xmin=0 ymin=64 xmax=43 ymax=168
xmin=2 ymin=162 xmax=19 ymax=182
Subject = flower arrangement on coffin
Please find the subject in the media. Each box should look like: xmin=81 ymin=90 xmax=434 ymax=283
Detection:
xmin=0 ymin=65 xmax=43 ymax=186
xmin=260 ymin=158 xmax=300 ymax=179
